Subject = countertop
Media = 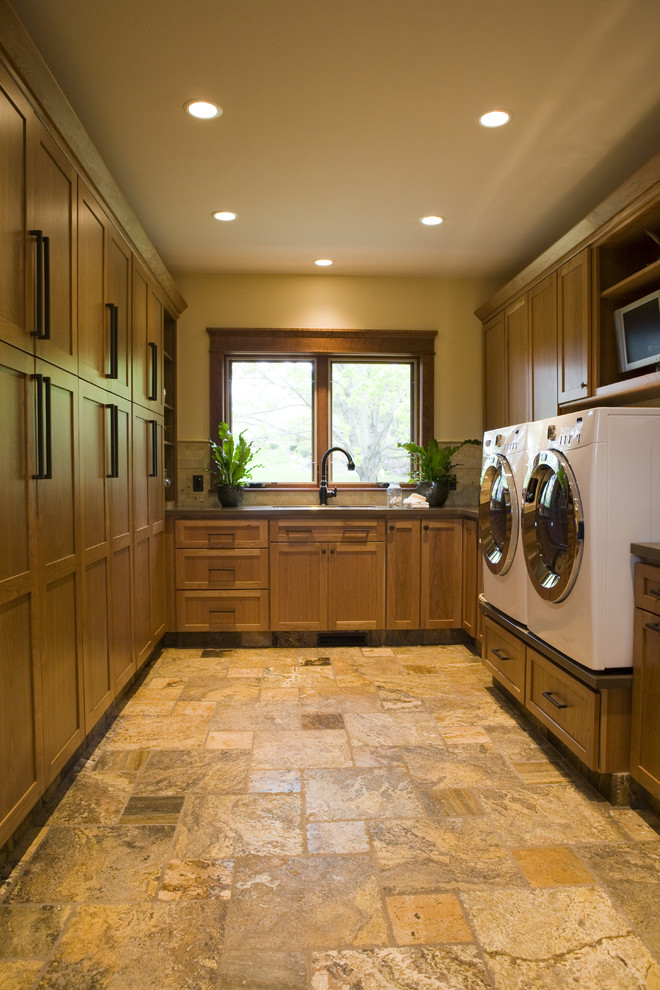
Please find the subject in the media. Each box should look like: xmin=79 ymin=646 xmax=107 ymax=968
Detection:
xmin=631 ymin=542 xmax=660 ymax=567
xmin=166 ymin=503 xmax=479 ymax=520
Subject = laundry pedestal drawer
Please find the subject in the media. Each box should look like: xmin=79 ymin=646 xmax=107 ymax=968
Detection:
xmin=525 ymin=647 xmax=599 ymax=768
xmin=483 ymin=616 xmax=526 ymax=701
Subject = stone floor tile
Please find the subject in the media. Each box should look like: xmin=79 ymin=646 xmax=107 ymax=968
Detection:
xmin=510 ymin=846 xmax=595 ymax=886
xmin=301 ymin=712 xmax=345 ymax=730
xmin=118 ymin=795 xmax=185 ymax=824
xmin=512 ymin=761 xmax=574 ymax=785
xmin=576 ymin=841 xmax=660 ymax=885
xmin=386 ymin=892 xmax=473 ymax=944
xmin=106 ymin=702 xmax=216 ymax=750
xmin=252 ymin=729 xmax=352 ymax=769
xmin=133 ymin=749 xmax=250 ymax=795
xmin=226 ymin=854 xmax=388 ymax=950
xmin=343 ymin=711 xmax=444 ymax=748
xmin=305 ymin=767 xmax=422 ymax=821
xmin=306 ymin=821 xmax=370 ymax=855
xmin=157 ymin=859 xmax=233 ymax=900
xmin=217 ymin=949 xmax=308 ymax=989
xmin=44 ymin=771 xmax=135 ymax=825
xmin=609 ymin=807 xmax=660 ymax=842
xmin=0 ymin=904 xmax=72 ymax=958
xmin=479 ymin=785 xmax=624 ymax=846
xmin=248 ymin=770 xmax=301 ymax=793
xmin=35 ymin=902 xmax=227 ymax=989
xmin=0 ymin=960 xmax=43 ymax=990
xmin=605 ymin=880 xmax=660 ymax=960
xmin=310 ymin=946 xmax=492 ymax=989
xmin=206 ymin=730 xmax=254 ymax=750
xmin=419 ymin=786 xmax=485 ymax=819
xmin=6 ymin=826 xmax=175 ymax=903
xmin=172 ymin=794 xmax=304 ymax=859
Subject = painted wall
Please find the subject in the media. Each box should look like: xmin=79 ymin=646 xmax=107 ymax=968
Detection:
xmin=173 ymin=272 xmax=502 ymax=443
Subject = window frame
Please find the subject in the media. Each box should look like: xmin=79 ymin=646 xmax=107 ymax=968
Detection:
xmin=208 ymin=327 xmax=436 ymax=488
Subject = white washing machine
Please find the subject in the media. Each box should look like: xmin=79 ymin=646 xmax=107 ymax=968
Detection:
xmin=480 ymin=421 xmax=541 ymax=625
xmin=522 ymin=406 xmax=660 ymax=671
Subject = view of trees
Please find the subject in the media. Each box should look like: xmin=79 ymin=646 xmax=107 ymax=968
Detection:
xmin=230 ymin=359 xmax=413 ymax=483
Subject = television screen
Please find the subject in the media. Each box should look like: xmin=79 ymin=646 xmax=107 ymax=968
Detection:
xmin=614 ymin=289 xmax=660 ymax=373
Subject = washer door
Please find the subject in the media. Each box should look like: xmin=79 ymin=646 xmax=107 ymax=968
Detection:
xmin=480 ymin=453 xmax=520 ymax=575
xmin=522 ymin=449 xmax=584 ymax=602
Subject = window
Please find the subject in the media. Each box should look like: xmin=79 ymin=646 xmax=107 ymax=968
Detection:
xmin=209 ymin=328 xmax=436 ymax=486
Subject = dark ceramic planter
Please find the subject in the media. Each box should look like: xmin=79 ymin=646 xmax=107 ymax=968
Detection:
xmin=217 ymin=484 xmax=244 ymax=507
xmin=416 ymin=478 xmax=450 ymax=507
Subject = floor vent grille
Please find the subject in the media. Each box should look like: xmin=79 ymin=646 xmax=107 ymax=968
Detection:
xmin=318 ymin=632 xmax=368 ymax=647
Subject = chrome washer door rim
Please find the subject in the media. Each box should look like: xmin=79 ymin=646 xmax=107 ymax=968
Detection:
xmin=479 ymin=452 xmax=519 ymax=576
xmin=522 ymin=449 xmax=584 ymax=603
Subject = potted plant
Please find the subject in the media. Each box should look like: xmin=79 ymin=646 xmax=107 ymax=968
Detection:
xmin=397 ymin=437 xmax=480 ymax=506
xmin=209 ymin=422 xmax=262 ymax=507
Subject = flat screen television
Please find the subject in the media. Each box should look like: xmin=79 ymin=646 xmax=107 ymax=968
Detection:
xmin=614 ymin=287 xmax=660 ymax=373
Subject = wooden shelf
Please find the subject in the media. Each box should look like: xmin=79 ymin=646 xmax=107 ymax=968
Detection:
xmin=601 ymin=257 xmax=660 ymax=299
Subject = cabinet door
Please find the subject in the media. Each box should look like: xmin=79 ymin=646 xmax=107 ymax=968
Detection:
xmin=106 ymin=225 xmax=132 ymax=400
xmin=108 ymin=396 xmax=134 ymax=692
xmin=505 ymin=295 xmax=530 ymax=424
xmin=30 ymin=119 xmax=77 ymax=374
xmin=461 ymin=518 xmax=478 ymax=637
xmin=270 ymin=543 xmax=327 ymax=630
xmin=630 ymin=606 xmax=660 ymax=801
xmin=329 ymin=542 xmax=385 ymax=630
xmin=132 ymin=260 xmax=163 ymax=412
xmin=132 ymin=407 xmax=152 ymax=667
xmin=557 ymin=249 xmax=591 ymax=404
xmin=483 ymin=312 xmax=507 ymax=430
xmin=530 ymin=272 xmax=558 ymax=420
xmin=0 ymin=344 xmax=43 ymax=846
xmin=420 ymin=520 xmax=462 ymax=629
xmin=0 ymin=66 xmax=31 ymax=351
xmin=79 ymin=380 xmax=112 ymax=730
xmin=77 ymin=182 xmax=108 ymax=387
xmin=35 ymin=361 xmax=84 ymax=782
xmin=386 ymin=519 xmax=420 ymax=629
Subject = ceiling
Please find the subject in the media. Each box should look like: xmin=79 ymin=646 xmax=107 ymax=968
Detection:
xmin=9 ymin=0 xmax=660 ymax=281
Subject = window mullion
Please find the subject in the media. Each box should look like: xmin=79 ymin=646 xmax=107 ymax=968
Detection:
xmin=315 ymin=356 xmax=330 ymax=483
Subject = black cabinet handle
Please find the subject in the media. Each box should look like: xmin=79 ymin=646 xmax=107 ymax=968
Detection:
xmin=648 ymin=588 xmax=660 ymax=600
xmin=389 ymin=525 xmax=395 ymax=531
xmin=645 ymin=622 xmax=660 ymax=636
xmin=29 ymin=230 xmax=51 ymax=340
xmin=106 ymin=404 xmax=119 ymax=478
xmin=542 ymin=690 xmax=567 ymax=709
xmin=31 ymin=374 xmax=52 ymax=479
xmin=492 ymin=648 xmax=510 ymax=661
xmin=423 ymin=524 xmax=429 ymax=531
xmin=149 ymin=419 xmax=158 ymax=477
xmin=149 ymin=341 xmax=158 ymax=401
xmin=106 ymin=303 xmax=119 ymax=379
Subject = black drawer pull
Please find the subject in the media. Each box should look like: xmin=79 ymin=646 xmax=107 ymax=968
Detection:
xmin=492 ymin=648 xmax=510 ymax=662
xmin=106 ymin=303 xmax=119 ymax=379
xmin=648 ymin=587 xmax=660 ymax=599
xmin=645 ymin=622 xmax=660 ymax=636
xmin=542 ymin=690 xmax=567 ymax=709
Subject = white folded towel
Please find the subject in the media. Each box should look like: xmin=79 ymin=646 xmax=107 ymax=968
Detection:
xmin=403 ymin=492 xmax=429 ymax=508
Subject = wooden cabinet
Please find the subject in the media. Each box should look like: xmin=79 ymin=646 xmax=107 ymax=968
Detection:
xmin=483 ymin=616 xmax=526 ymax=701
xmin=529 ymin=272 xmax=558 ymax=420
xmin=270 ymin=517 xmax=385 ymax=632
xmin=108 ymin=395 xmax=135 ymax=693
xmin=0 ymin=343 xmax=43 ymax=843
xmin=526 ymin=647 xmax=599 ymax=767
xmin=420 ymin=520 xmax=462 ymax=629
xmin=461 ymin=518 xmax=479 ymax=638
xmin=0 ymin=64 xmax=31 ymax=353
xmin=630 ymin=562 xmax=660 ymax=800
xmin=483 ymin=312 xmax=507 ymax=430
xmin=133 ymin=408 xmax=166 ymax=663
xmin=505 ymin=295 xmax=530 ymax=425
xmin=386 ymin=518 xmax=421 ymax=629
xmin=175 ymin=519 xmax=269 ymax=631
xmin=556 ymin=249 xmax=591 ymax=404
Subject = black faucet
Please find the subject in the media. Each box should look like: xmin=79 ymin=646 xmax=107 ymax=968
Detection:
xmin=319 ymin=446 xmax=355 ymax=504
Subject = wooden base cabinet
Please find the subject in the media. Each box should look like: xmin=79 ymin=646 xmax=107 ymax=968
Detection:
xmin=421 ymin=520 xmax=462 ymax=629
xmin=386 ymin=518 xmax=421 ymax=630
xmin=631 ymin=563 xmax=660 ymax=801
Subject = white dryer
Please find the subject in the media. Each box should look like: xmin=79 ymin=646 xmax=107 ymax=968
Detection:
xmin=522 ymin=407 xmax=660 ymax=671
xmin=480 ymin=422 xmax=540 ymax=625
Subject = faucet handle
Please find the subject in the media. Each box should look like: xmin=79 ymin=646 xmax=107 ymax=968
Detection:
xmin=328 ymin=487 xmax=337 ymax=500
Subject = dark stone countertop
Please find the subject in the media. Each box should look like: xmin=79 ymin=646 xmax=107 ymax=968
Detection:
xmin=166 ymin=503 xmax=479 ymax=520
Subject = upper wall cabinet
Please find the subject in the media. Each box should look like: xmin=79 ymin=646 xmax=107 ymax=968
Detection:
xmin=529 ymin=272 xmax=558 ymax=421
xmin=132 ymin=259 xmax=164 ymax=414
xmin=483 ymin=312 xmax=507 ymax=430
xmin=557 ymin=249 xmax=591 ymax=405
xmin=505 ymin=295 xmax=531 ymax=425
xmin=0 ymin=64 xmax=30 ymax=351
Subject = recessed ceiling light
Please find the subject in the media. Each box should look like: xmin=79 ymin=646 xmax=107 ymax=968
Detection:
xmin=479 ymin=109 xmax=511 ymax=128
xmin=185 ymin=100 xmax=222 ymax=119
xmin=420 ymin=216 xmax=444 ymax=226
xmin=212 ymin=211 xmax=237 ymax=222
xmin=315 ymin=259 xmax=333 ymax=267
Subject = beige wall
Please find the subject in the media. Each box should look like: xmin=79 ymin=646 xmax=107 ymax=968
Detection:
xmin=173 ymin=272 xmax=502 ymax=442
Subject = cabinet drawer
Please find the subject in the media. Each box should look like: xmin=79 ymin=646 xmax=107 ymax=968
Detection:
xmin=270 ymin=518 xmax=385 ymax=543
xmin=525 ymin=648 xmax=599 ymax=766
xmin=634 ymin=563 xmax=660 ymax=616
xmin=176 ymin=590 xmax=269 ymax=631
xmin=483 ymin=617 xmax=526 ymax=700
xmin=175 ymin=548 xmax=268 ymax=590
xmin=175 ymin=518 xmax=267 ymax=549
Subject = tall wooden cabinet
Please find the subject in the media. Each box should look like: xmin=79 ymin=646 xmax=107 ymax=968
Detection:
xmin=0 ymin=45 xmax=182 ymax=848
xmin=630 ymin=562 xmax=660 ymax=801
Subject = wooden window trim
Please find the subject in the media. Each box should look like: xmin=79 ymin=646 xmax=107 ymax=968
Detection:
xmin=208 ymin=327 xmax=436 ymax=486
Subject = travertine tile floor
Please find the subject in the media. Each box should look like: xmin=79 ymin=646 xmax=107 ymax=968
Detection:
xmin=2 ymin=645 xmax=660 ymax=989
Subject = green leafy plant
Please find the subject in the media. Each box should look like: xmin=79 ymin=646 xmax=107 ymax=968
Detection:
xmin=208 ymin=422 xmax=262 ymax=485
xmin=397 ymin=437 xmax=480 ymax=483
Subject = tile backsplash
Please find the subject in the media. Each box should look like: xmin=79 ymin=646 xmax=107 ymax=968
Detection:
xmin=176 ymin=440 xmax=481 ymax=508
